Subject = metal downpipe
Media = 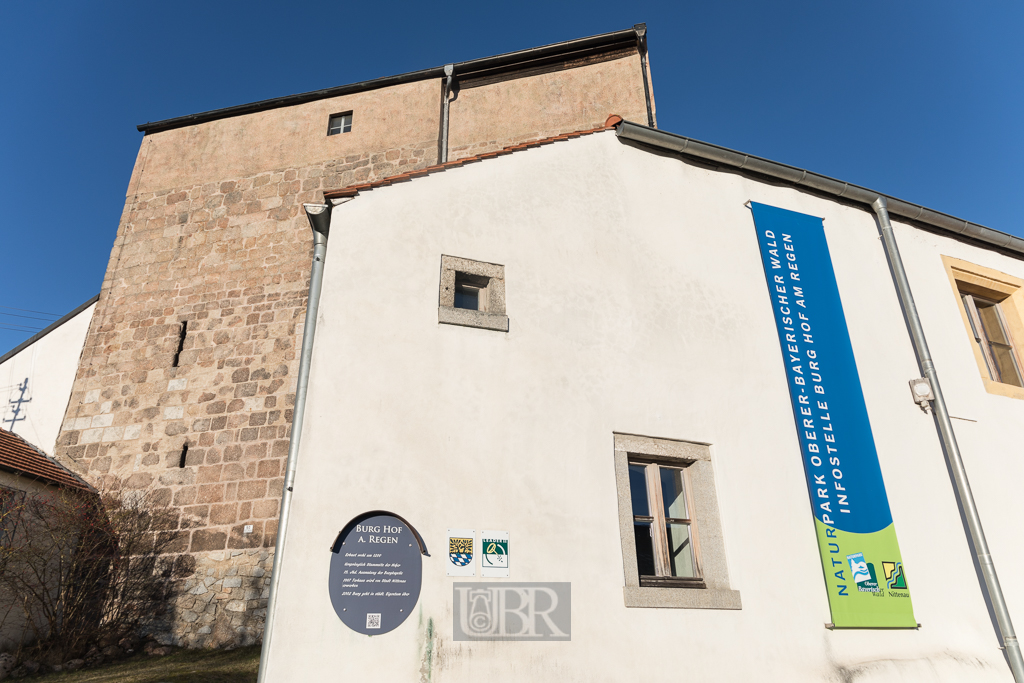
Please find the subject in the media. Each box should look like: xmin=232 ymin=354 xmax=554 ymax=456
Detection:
xmin=256 ymin=202 xmax=333 ymax=683
xmin=440 ymin=64 xmax=454 ymax=163
xmin=872 ymin=197 xmax=1024 ymax=682
xmin=634 ymin=24 xmax=654 ymax=128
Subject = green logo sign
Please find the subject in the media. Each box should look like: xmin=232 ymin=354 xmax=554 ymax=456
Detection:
xmin=482 ymin=539 xmax=508 ymax=568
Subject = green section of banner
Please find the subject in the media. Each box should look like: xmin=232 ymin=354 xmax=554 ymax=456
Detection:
xmin=815 ymin=520 xmax=916 ymax=627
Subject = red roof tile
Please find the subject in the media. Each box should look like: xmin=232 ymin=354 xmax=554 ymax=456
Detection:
xmin=0 ymin=429 xmax=91 ymax=491
xmin=325 ymin=115 xmax=624 ymax=201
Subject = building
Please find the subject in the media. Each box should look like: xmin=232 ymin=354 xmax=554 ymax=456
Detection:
xmin=39 ymin=27 xmax=655 ymax=647
xmin=5 ymin=22 xmax=1022 ymax=680
xmin=0 ymin=428 xmax=92 ymax=652
xmin=0 ymin=296 xmax=98 ymax=456
xmin=257 ymin=117 xmax=1024 ymax=681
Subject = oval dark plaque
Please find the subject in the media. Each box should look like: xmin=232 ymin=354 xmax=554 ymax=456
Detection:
xmin=329 ymin=513 xmax=423 ymax=635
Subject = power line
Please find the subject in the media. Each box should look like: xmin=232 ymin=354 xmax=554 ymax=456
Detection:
xmin=0 ymin=311 xmax=60 ymax=322
xmin=0 ymin=305 xmax=60 ymax=318
xmin=0 ymin=323 xmax=44 ymax=332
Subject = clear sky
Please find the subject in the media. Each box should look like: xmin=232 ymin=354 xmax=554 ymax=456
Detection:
xmin=1 ymin=0 xmax=1021 ymax=354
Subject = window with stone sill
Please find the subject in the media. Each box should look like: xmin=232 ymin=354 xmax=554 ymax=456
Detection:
xmin=613 ymin=433 xmax=740 ymax=610
xmin=942 ymin=255 xmax=1024 ymax=400
xmin=438 ymin=255 xmax=508 ymax=332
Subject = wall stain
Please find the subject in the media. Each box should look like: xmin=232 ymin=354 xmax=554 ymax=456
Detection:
xmin=419 ymin=614 xmax=435 ymax=683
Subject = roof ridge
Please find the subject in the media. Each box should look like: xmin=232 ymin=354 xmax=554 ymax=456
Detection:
xmin=324 ymin=115 xmax=623 ymax=200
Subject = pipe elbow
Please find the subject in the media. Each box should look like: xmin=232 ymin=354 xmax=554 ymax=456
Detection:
xmin=872 ymin=196 xmax=888 ymax=212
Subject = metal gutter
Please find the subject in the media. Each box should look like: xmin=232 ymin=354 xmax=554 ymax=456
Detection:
xmin=872 ymin=198 xmax=1024 ymax=683
xmin=615 ymin=121 xmax=1024 ymax=258
xmin=0 ymin=294 xmax=99 ymax=365
xmin=137 ymin=27 xmax=643 ymax=135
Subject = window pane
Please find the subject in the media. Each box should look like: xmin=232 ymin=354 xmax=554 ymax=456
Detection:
xmin=454 ymin=286 xmax=478 ymax=310
xmin=628 ymin=464 xmax=649 ymax=516
xmin=991 ymin=342 xmax=1023 ymax=387
xmin=633 ymin=521 xmax=656 ymax=577
xmin=666 ymin=523 xmax=696 ymax=578
xmin=660 ymin=466 xmax=688 ymax=520
xmin=976 ymin=301 xmax=1010 ymax=345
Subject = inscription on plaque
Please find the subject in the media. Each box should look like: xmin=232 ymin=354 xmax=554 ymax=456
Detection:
xmin=329 ymin=513 xmax=424 ymax=635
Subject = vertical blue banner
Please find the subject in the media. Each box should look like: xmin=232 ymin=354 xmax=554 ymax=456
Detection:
xmin=750 ymin=202 xmax=915 ymax=628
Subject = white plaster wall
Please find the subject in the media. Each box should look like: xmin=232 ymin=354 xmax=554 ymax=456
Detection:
xmin=266 ymin=131 xmax=1021 ymax=682
xmin=0 ymin=303 xmax=95 ymax=455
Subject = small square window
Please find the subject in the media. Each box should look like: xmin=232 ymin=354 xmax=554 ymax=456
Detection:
xmin=438 ymin=256 xmax=508 ymax=332
xmin=454 ymin=272 xmax=489 ymax=312
xmin=327 ymin=112 xmax=352 ymax=136
xmin=613 ymin=433 xmax=740 ymax=610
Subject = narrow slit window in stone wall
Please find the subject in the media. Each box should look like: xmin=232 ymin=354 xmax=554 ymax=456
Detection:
xmin=172 ymin=321 xmax=187 ymax=368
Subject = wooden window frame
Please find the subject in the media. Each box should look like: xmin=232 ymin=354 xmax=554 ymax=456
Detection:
xmin=942 ymin=255 xmax=1024 ymax=400
xmin=629 ymin=459 xmax=705 ymax=588
xmin=961 ymin=293 xmax=1024 ymax=387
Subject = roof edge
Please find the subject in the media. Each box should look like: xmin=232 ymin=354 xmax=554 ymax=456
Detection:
xmin=137 ymin=27 xmax=643 ymax=135
xmin=0 ymin=428 xmax=93 ymax=492
xmin=615 ymin=121 xmax=1024 ymax=259
xmin=0 ymin=294 xmax=99 ymax=366
xmin=324 ymin=115 xmax=623 ymax=200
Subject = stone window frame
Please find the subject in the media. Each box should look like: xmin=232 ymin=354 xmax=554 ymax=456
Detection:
xmin=613 ymin=433 xmax=741 ymax=610
xmin=941 ymin=255 xmax=1024 ymax=400
xmin=438 ymin=255 xmax=508 ymax=332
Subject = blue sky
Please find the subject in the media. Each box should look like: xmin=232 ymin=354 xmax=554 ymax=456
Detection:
xmin=1 ymin=0 xmax=1021 ymax=354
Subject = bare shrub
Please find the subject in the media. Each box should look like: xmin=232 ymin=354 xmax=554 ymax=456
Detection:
xmin=0 ymin=479 xmax=184 ymax=664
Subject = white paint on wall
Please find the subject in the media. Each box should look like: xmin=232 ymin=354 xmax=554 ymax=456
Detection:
xmin=265 ymin=131 xmax=1021 ymax=682
xmin=0 ymin=303 xmax=95 ymax=454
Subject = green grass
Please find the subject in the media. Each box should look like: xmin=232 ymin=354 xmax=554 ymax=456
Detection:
xmin=26 ymin=645 xmax=260 ymax=683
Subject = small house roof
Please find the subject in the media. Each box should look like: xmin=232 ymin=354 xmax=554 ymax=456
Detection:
xmin=0 ymin=428 xmax=91 ymax=491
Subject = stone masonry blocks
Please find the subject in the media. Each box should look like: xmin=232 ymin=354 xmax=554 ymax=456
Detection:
xmin=55 ymin=139 xmax=437 ymax=647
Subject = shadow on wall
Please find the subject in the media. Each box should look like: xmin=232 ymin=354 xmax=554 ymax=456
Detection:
xmin=158 ymin=549 xmax=274 ymax=648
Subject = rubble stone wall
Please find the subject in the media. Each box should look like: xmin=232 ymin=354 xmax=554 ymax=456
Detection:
xmin=55 ymin=140 xmax=436 ymax=646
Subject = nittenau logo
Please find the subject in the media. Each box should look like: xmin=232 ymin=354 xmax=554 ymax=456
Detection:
xmin=453 ymin=583 xmax=570 ymax=641
xmin=883 ymin=561 xmax=908 ymax=590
